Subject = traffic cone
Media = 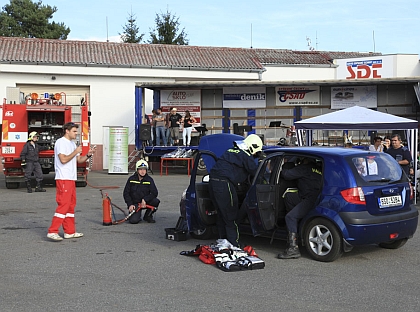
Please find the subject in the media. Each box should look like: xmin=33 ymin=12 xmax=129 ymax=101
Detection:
xmin=102 ymin=194 xmax=112 ymax=226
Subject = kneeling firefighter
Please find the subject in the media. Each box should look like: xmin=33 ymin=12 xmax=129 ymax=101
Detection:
xmin=208 ymin=134 xmax=264 ymax=247
xmin=20 ymin=131 xmax=49 ymax=193
xmin=123 ymin=160 xmax=160 ymax=223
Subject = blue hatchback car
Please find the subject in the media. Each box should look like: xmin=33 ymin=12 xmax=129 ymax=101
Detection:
xmin=180 ymin=134 xmax=418 ymax=262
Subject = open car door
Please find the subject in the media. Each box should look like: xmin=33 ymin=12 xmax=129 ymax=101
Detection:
xmin=245 ymin=153 xmax=286 ymax=235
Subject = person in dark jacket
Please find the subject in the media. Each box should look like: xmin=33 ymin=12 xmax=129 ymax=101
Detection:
xmin=20 ymin=131 xmax=49 ymax=193
xmin=278 ymin=157 xmax=322 ymax=259
xmin=123 ymin=160 xmax=160 ymax=223
xmin=208 ymin=134 xmax=263 ymax=247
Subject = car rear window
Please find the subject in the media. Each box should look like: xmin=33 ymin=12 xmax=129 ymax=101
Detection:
xmin=346 ymin=153 xmax=406 ymax=184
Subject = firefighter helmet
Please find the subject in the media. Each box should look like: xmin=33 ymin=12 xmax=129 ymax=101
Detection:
xmin=136 ymin=159 xmax=148 ymax=170
xmin=28 ymin=131 xmax=39 ymax=141
xmin=243 ymin=134 xmax=263 ymax=155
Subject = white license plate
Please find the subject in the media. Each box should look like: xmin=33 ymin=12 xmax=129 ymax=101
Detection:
xmin=1 ymin=146 xmax=15 ymax=154
xmin=379 ymin=195 xmax=402 ymax=208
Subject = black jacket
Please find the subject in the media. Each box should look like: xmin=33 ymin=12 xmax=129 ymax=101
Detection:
xmin=123 ymin=173 xmax=158 ymax=207
xmin=210 ymin=146 xmax=258 ymax=184
xmin=281 ymin=162 xmax=322 ymax=199
xmin=20 ymin=141 xmax=48 ymax=162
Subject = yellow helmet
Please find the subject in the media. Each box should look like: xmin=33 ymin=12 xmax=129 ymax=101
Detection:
xmin=28 ymin=131 xmax=38 ymax=141
xmin=243 ymin=134 xmax=263 ymax=155
xmin=136 ymin=159 xmax=149 ymax=170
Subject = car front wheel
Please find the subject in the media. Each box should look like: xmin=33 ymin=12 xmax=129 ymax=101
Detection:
xmin=304 ymin=218 xmax=343 ymax=262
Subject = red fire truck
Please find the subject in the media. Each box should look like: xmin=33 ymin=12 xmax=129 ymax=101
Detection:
xmin=1 ymin=91 xmax=91 ymax=189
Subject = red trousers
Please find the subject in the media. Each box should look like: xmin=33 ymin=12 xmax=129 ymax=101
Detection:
xmin=48 ymin=180 xmax=77 ymax=234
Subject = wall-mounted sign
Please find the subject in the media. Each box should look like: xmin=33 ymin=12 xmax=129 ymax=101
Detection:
xmin=275 ymin=86 xmax=320 ymax=106
xmin=336 ymin=55 xmax=395 ymax=80
xmin=160 ymin=90 xmax=201 ymax=124
xmin=331 ymin=86 xmax=377 ymax=109
xmin=223 ymin=87 xmax=266 ymax=108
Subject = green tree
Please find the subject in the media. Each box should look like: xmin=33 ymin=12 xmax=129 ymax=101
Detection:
xmin=0 ymin=0 xmax=70 ymax=39
xmin=148 ymin=9 xmax=188 ymax=45
xmin=120 ymin=11 xmax=144 ymax=43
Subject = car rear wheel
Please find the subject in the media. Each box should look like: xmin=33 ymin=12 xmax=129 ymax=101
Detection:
xmin=379 ymin=238 xmax=408 ymax=249
xmin=190 ymin=226 xmax=214 ymax=240
xmin=304 ymin=218 xmax=343 ymax=262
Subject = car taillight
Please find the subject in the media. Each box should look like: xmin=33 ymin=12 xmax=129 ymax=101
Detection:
xmin=340 ymin=187 xmax=366 ymax=205
xmin=409 ymin=184 xmax=414 ymax=200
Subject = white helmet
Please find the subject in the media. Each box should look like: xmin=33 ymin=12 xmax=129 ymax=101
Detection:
xmin=136 ymin=159 xmax=148 ymax=170
xmin=244 ymin=134 xmax=263 ymax=155
xmin=28 ymin=131 xmax=38 ymax=141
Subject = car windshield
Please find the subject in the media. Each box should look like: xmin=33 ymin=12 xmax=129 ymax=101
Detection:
xmin=348 ymin=154 xmax=404 ymax=183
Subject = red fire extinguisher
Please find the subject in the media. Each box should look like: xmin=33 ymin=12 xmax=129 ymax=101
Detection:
xmin=102 ymin=193 xmax=112 ymax=226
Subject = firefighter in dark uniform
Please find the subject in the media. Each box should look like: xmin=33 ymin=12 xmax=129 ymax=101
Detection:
xmin=123 ymin=160 xmax=160 ymax=223
xmin=208 ymin=134 xmax=263 ymax=247
xmin=278 ymin=157 xmax=322 ymax=259
xmin=20 ymin=131 xmax=48 ymax=193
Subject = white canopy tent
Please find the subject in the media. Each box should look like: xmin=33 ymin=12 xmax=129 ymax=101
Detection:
xmin=295 ymin=106 xmax=418 ymax=200
xmin=295 ymin=106 xmax=418 ymax=152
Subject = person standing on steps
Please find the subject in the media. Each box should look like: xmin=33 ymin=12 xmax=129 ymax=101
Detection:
xmin=168 ymin=107 xmax=182 ymax=146
xmin=182 ymin=110 xmax=196 ymax=147
xmin=20 ymin=131 xmax=49 ymax=193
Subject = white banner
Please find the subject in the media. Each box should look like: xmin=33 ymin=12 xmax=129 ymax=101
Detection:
xmin=336 ymin=56 xmax=395 ymax=80
xmin=275 ymin=86 xmax=320 ymax=106
xmin=108 ymin=127 xmax=128 ymax=174
xmin=331 ymin=86 xmax=377 ymax=109
xmin=160 ymin=90 xmax=201 ymax=124
xmin=223 ymin=87 xmax=266 ymax=108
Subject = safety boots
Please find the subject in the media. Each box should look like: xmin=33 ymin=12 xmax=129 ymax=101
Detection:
xmin=143 ymin=210 xmax=156 ymax=223
xmin=278 ymin=232 xmax=301 ymax=259
xmin=26 ymin=181 xmax=32 ymax=193
xmin=35 ymin=181 xmax=46 ymax=192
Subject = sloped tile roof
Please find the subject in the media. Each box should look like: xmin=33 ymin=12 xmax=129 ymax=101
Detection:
xmin=0 ymin=36 xmax=381 ymax=70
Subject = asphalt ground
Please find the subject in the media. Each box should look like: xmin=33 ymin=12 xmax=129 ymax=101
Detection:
xmin=1 ymin=170 xmax=420 ymax=312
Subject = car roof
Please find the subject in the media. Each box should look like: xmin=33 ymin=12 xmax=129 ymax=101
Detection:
xmin=263 ymin=146 xmax=374 ymax=158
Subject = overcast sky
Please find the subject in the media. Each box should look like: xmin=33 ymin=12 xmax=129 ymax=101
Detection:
xmin=43 ymin=0 xmax=420 ymax=55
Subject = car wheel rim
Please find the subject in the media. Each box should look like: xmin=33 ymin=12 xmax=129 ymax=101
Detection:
xmin=308 ymin=224 xmax=333 ymax=256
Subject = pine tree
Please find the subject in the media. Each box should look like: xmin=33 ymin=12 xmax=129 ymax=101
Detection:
xmin=0 ymin=0 xmax=70 ymax=39
xmin=120 ymin=11 xmax=144 ymax=43
xmin=148 ymin=9 xmax=188 ymax=45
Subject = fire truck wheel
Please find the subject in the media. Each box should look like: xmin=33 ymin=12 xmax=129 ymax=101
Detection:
xmin=6 ymin=182 xmax=20 ymax=189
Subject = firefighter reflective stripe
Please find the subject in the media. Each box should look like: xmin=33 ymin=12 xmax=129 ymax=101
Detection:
xmin=54 ymin=212 xmax=75 ymax=219
xmin=3 ymin=120 xmax=8 ymax=140
xmin=82 ymin=120 xmax=88 ymax=142
xmin=130 ymin=181 xmax=151 ymax=184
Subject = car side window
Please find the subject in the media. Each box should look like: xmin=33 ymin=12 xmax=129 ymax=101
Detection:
xmin=256 ymin=156 xmax=282 ymax=185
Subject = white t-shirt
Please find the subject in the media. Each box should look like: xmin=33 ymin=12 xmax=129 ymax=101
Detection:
xmin=54 ymin=137 xmax=78 ymax=180
xmin=369 ymin=144 xmax=383 ymax=152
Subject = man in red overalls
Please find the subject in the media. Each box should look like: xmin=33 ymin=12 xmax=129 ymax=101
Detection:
xmin=47 ymin=122 xmax=96 ymax=241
